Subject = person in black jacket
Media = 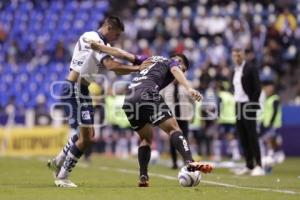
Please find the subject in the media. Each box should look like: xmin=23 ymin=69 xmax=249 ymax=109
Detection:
xmin=231 ymin=46 xmax=265 ymax=176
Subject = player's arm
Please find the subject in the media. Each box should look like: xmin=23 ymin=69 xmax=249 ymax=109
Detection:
xmin=92 ymin=42 xmax=136 ymax=62
xmin=102 ymin=56 xmax=147 ymax=75
xmin=84 ymin=38 xmax=147 ymax=64
xmin=170 ymin=66 xmax=203 ymax=102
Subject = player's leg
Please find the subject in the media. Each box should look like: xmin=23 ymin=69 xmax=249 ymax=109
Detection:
xmin=48 ymin=81 xmax=79 ymax=176
xmin=158 ymin=117 xmax=212 ymax=173
xmin=212 ymin=125 xmax=222 ymax=161
xmin=55 ymin=126 xmax=94 ymax=187
xmin=136 ymin=124 xmax=153 ymax=187
xmin=159 ymin=117 xmax=193 ymax=163
xmin=169 ymin=140 xmax=178 ymax=169
xmin=48 ymin=129 xmax=79 ymax=176
xmin=272 ymin=129 xmax=285 ymax=163
xmin=226 ymin=126 xmax=241 ymax=161
xmin=244 ymin=112 xmax=262 ymax=167
xmin=55 ymin=84 xmax=95 ymax=187
xmin=169 ymin=120 xmax=189 ymax=169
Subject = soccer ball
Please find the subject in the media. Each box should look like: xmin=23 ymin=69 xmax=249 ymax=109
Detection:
xmin=178 ymin=166 xmax=201 ymax=187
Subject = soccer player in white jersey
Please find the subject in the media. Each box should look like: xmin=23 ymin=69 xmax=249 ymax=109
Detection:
xmin=47 ymin=16 xmax=146 ymax=187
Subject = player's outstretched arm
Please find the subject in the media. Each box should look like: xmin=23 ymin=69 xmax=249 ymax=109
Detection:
xmin=93 ymin=42 xmax=136 ymax=63
xmin=83 ymin=37 xmax=146 ymax=64
xmin=170 ymin=67 xmax=203 ymax=102
xmin=102 ymin=56 xmax=146 ymax=75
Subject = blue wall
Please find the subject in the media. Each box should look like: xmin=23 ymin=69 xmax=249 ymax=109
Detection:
xmin=281 ymin=105 xmax=300 ymax=156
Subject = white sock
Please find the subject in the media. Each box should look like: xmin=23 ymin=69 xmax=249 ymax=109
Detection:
xmin=57 ymin=144 xmax=82 ymax=179
xmin=55 ymin=150 xmax=67 ymax=167
xmin=259 ymin=139 xmax=267 ymax=157
xmin=230 ymin=139 xmax=241 ymax=160
xmin=55 ymin=130 xmax=79 ymax=167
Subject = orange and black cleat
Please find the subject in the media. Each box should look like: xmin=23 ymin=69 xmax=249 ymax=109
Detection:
xmin=187 ymin=162 xmax=213 ymax=174
xmin=138 ymin=175 xmax=149 ymax=187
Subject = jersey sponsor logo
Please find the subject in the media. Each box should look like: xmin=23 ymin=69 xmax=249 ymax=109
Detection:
xmin=128 ymin=82 xmax=142 ymax=89
xmin=81 ymin=110 xmax=91 ymax=120
xmin=148 ymin=56 xmax=168 ymax=63
xmin=179 ymin=135 xmax=189 ymax=151
xmin=132 ymin=76 xmax=148 ymax=82
xmin=72 ymin=59 xmax=84 ymax=66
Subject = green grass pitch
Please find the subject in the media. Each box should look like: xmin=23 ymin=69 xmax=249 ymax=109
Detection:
xmin=0 ymin=156 xmax=299 ymax=200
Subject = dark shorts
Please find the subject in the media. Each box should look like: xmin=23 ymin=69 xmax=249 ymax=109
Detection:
xmin=60 ymin=80 xmax=94 ymax=128
xmin=122 ymin=87 xmax=173 ymax=131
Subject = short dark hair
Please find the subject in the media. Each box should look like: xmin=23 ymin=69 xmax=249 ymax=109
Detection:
xmin=103 ymin=15 xmax=124 ymax=32
xmin=171 ymin=53 xmax=190 ymax=70
xmin=232 ymin=43 xmax=245 ymax=52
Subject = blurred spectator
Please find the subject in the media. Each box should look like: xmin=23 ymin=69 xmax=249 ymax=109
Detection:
xmin=207 ymin=5 xmax=227 ymax=36
xmin=252 ymin=24 xmax=267 ymax=64
xmin=207 ymin=37 xmax=228 ymax=66
xmin=225 ymin=18 xmax=251 ymax=49
xmin=275 ymin=8 xmax=297 ymax=36
xmin=34 ymin=94 xmax=51 ymax=125
xmin=6 ymin=41 xmax=22 ymax=64
xmin=0 ymin=22 xmax=7 ymax=43
xmin=165 ymin=7 xmax=180 ymax=38
xmin=152 ymin=7 xmax=168 ymax=38
xmin=135 ymin=8 xmax=156 ymax=41
xmin=51 ymin=41 xmax=71 ymax=63
xmin=180 ymin=6 xmax=194 ymax=38
xmin=263 ymin=39 xmax=283 ymax=74
xmin=193 ymin=5 xmax=209 ymax=37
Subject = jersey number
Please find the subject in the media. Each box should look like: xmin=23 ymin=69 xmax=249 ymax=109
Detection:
xmin=139 ymin=63 xmax=156 ymax=76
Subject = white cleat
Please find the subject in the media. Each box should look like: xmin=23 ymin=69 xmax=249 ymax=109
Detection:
xmin=251 ymin=166 xmax=266 ymax=176
xmin=233 ymin=167 xmax=250 ymax=175
xmin=274 ymin=151 xmax=285 ymax=164
xmin=47 ymin=159 xmax=60 ymax=178
xmin=55 ymin=179 xmax=78 ymax=188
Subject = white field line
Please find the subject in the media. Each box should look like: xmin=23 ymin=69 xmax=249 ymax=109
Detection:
xmin=37 ymin=157 xmax=299 ymax=195
xmin=99 ymin=166 xmax=299 ymax=195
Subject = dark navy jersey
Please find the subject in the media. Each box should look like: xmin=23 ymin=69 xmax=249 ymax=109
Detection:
xmin=129 ymin=56 xmax=181 ymax=91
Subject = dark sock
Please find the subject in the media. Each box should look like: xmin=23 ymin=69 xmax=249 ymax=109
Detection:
xmin=138 ymin=146 xmax=151 ymax=177
xmin=170 ymin=142 xmax=177 ymax=167
xmin=170 ymin=131 xmax=193 ymax=164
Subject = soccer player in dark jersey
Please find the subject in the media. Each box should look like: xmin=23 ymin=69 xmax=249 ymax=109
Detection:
xmin=85 ymin=40 xmax=213 ymax=187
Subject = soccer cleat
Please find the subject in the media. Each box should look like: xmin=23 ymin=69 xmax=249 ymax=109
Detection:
xmin=233 ymin=167 xmax=250 ymax=175
xmin=138 ymin=175 xmax=149 ymax=187
xmin=250 ymin=166 xmax=265 ymax=176
xmin=274 ymin=151 xmax=285 ymax=164
xmin=55 ymin=179 xmax=78 ymax=188
xmin=47 ymin=159 xmax=60 ymax=178
xmin=186 ymin=162 xmax=213 ymax=173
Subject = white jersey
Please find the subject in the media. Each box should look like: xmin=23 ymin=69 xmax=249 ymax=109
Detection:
xmin=70 ymin=31 xmax=110 ymax=82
